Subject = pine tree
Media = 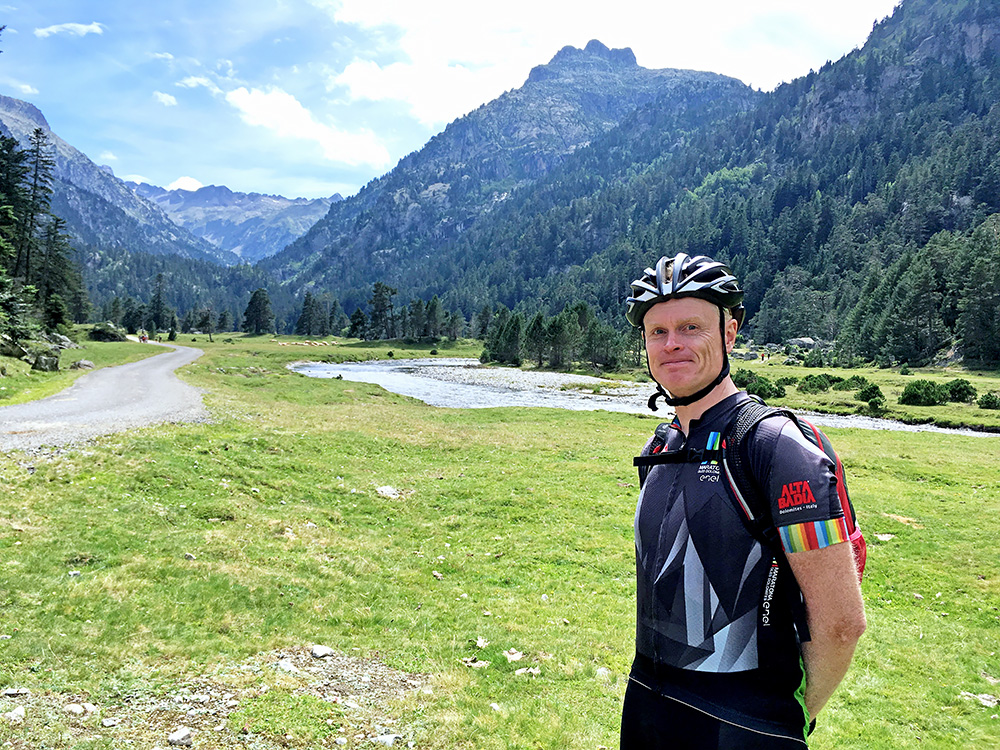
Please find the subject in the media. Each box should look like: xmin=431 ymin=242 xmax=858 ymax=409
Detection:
xmin=242 ymin=288 xmax=275 ymax=335
xmin=13 ymin=128 xmax=55 ymax=284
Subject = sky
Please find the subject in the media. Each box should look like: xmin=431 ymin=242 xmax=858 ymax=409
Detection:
xmin=0 ymin=0 xmax=901 ymax=200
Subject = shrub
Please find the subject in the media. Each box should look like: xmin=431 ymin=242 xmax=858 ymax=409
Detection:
xmin=855 ymin=383 xmax=884 ymax=402
xmin=944 ymin=378 xmax=977 ymax=403
xmin=835 ymin=375 xmax=870 ymax=391
xmin=857 ymin=395 xmax=887 ymax=416
xmin=899 ymin=363 xmax=911 ymax=375
xmin=803 ymin=349 xmax=825 ymax=368
xmin=798 ymin=373 xmax=833 ymax=394
xmin=732 ymin=368 xmax=756 ymax=388
xmin=776 ymin=376 xmax=799 ymax=387
xmin=899 ymin=379 xmax=948 ymax=406
xmin=746 ymin=375 xmax=785 ymax=400
xmin=978 ymin=392 xmax=1000 ymax=410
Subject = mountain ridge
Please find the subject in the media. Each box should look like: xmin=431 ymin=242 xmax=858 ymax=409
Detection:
xmin=128 ymin=181 xmax=340 ymax=263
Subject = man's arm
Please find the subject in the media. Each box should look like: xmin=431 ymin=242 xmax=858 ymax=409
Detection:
xmin=787 ymin=540 xmax=867 ymax=720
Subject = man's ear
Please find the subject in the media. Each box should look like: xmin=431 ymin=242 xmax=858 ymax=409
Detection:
xmin=724 ymin=317 xmax=739 ymax=353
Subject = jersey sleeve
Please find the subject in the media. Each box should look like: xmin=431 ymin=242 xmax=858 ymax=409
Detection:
xmin=764 ymin=421 xmax=849 ymax=554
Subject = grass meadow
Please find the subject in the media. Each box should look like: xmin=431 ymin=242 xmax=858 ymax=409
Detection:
xmin=0 ymin=334 xmax=998 ymax=748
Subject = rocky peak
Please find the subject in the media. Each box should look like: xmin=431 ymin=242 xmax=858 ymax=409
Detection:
xmin=0 ymin=94 xmax=50 ymax=132
xmin=527 ymin=39 xmax=638 ymax=83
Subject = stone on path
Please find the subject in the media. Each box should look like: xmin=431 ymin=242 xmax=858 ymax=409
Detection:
xmin=168 ymin=726 xmax=194 ymax=746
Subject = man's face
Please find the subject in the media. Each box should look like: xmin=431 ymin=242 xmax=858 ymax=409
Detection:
xmin=642 ymin=297 xmax=736 ymax=398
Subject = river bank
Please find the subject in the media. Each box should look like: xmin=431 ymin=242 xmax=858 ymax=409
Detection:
xmin=290 ymin=358 xmax=998 ymax=437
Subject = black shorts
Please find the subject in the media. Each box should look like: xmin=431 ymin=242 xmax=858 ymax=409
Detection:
xmin=620 ymin=676 xmax=808 ymax=750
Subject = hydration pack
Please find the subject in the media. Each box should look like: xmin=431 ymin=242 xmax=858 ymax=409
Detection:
xmin=634 ymin=397 xmax=867 ymax=582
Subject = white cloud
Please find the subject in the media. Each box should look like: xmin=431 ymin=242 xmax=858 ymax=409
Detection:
xmin=176 ymin=76 xmax=224 ymax=96
xmin=152 ymin=52 xmax=174 ymax=61
xmin=16 ymin=82 xmax=39 ymax=95
xmin=320 ymin=0 xmax=901 ymax=125
xmin=34 ymin=22 xmax=105 ymax=39
xmin=153 ymin=91 xmax=178 ymax=106
xmin=167 ymin=176 xmax=204 ymax=191
xmin=225 ymin=86 xmax=392 ymax=169
xmin=99 ymin=151 xmax=118 ymax=162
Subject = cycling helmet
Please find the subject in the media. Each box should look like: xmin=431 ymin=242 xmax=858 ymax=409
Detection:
xmin=625 ymin=253 xmax=745 ymax=330
xmin=626 ymin=253 xmax=745 ymax=411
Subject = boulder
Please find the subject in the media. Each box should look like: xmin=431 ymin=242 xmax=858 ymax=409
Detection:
xmin=786 ymin=337 xmax=817 ymax=350
xmin=0 ymin=334 xmax=28 ymax=359
xmin=31 ymin=354 xmax=60 ymax=372
xmin=70 ymin=359 xmax=95 ymax=370
xmin=89 ymin=323 xmax=128 ymax=342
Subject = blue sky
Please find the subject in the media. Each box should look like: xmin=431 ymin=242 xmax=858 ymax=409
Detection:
xmin=0 ymin=1 xmax=900 ymax=199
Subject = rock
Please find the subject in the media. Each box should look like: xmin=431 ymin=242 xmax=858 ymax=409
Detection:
xmin=4 ymin=705 xmax=25 ymax=722
xmin=0 ymin=334 xmax=29 ymax=359
xmin=184 ymin=552 xmax=196 ymax=560
xmin=69 ymin=570 xmax=82 ymax=577
xmin=595 ymin=667 xmax=611 ymax=680
xmin=31 ymin=354 xmax=60 ymax=372
xmin=102 ymin=717 xmax=120 ymax=727
xmin=786 ymin=337 xmax=817 ymax=350
xmin=275 ymin=659 xmax=300 ymax=674
xmin=70 ymin=359 xmax=95 ymax=370
xmin=47 ymin=333 xmax=78 ymax=349
xmin=374 ymin=735 xmax=402 ymax=746
xmin=82 ymin=702 xmax=98 ymax=714
xmin=2 ymin=688 xmax=30 ymax=697
xmin=65 ymin=703 xmax=86 ymax=715
xmin=168 ymin=726 xmax=194 ymax=746
xmin=335 ymin=739 xmax=348 ymax=746
xmin=311 ymin=644 xmax=335 ymax=659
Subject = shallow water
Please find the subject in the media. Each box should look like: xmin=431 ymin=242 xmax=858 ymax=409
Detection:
xmin=290 ymin=358 xmax=997 ymax=437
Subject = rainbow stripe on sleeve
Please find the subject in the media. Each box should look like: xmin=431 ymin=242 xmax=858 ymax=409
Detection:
xmin=779 ymin=517 xmax=850 ymax=553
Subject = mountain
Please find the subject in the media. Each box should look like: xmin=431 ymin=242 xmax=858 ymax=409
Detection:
xmin=0 ymin=95 xmax=236 ymax=266
xmin=128 ymin=182 xmax=340 ymax=263
xmin=258 ymin=0 xmax=1000 ymax=365
xmin=261 ymin=40 xmax=758 ymax=310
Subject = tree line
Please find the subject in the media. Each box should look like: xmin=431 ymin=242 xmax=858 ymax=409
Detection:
xmin=0 ymin=119 xmax=90 ymax=342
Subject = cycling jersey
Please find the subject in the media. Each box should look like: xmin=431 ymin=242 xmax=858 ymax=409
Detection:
xmin=629 ymin=392 xmax=849 ymax=743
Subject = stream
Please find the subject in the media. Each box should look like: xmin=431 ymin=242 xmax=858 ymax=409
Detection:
xmin=290 ymin=358 xmax=997 ymax=437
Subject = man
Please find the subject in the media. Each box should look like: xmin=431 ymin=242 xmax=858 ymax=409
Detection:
xmin=620 ymin=253 xmax=866 ymax=749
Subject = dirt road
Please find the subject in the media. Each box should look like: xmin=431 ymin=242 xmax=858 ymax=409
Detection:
xmin=0 ymin=343 xmax=208 ymax=453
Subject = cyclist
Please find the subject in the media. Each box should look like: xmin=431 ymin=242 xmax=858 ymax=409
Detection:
xmin=620 ymin=253 xmax=866 ymax=749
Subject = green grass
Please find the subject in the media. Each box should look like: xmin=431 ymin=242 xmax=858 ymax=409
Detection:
xmin=728 ymin=354 xmax=1000 ymax=431
xmin=0 ymin=335 xmax=998 ymax=748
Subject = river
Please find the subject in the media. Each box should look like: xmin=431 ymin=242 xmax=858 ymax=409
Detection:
xmin=289 ymin=358 xmax=997 ymax=437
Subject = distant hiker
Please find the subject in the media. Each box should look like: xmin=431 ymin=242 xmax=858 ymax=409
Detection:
xmin=620 ymin=253 xmax=866 ymax=749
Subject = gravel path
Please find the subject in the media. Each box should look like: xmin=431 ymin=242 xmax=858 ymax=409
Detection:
xmin=0 ymin=342 xmax=209 ymax=453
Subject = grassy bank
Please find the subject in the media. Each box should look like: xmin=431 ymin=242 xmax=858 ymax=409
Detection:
xmin=0 ymin=335 xmax=998 ymax=748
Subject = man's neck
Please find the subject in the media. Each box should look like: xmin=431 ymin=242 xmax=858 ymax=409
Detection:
xmin=674 ymin=379 xmax=740 ymax=434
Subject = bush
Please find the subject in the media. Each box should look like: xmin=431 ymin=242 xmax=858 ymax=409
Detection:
xmin=899 ymin=379 xmax=949 ymax=406
xmin=732 ymin=368 xmax=756 ymax=388
xmin=857 ymin=396 xmax=887 ymax=416
xmin=835 ymin=375 xmax=870 ymax=391
xmin=900 ymin=363 xmax=912 ymax=375
xmin=855 ymin=383 xmax=884 ymax=402
xmin=944 ymin=378 xmax=977 ymax=403
xmin=746 ymin=375 xmax=785 ymax=400
xmin=798 ymin=373 xmax=833 ymax=394
xmin=803 ymin=349 xmax=825 ymax=368
xmin=776 ymin=376 xmax=799 ymax=387
xmin=978 ymin=392 xmax=1000 ymax=410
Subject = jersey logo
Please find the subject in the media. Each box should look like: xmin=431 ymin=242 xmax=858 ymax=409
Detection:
xmin=778 ymin=480 xmax=817 ymax=510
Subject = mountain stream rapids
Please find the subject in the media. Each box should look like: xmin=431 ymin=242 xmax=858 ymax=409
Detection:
xmin=290 ymin=358 xmax=995 ymax=437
